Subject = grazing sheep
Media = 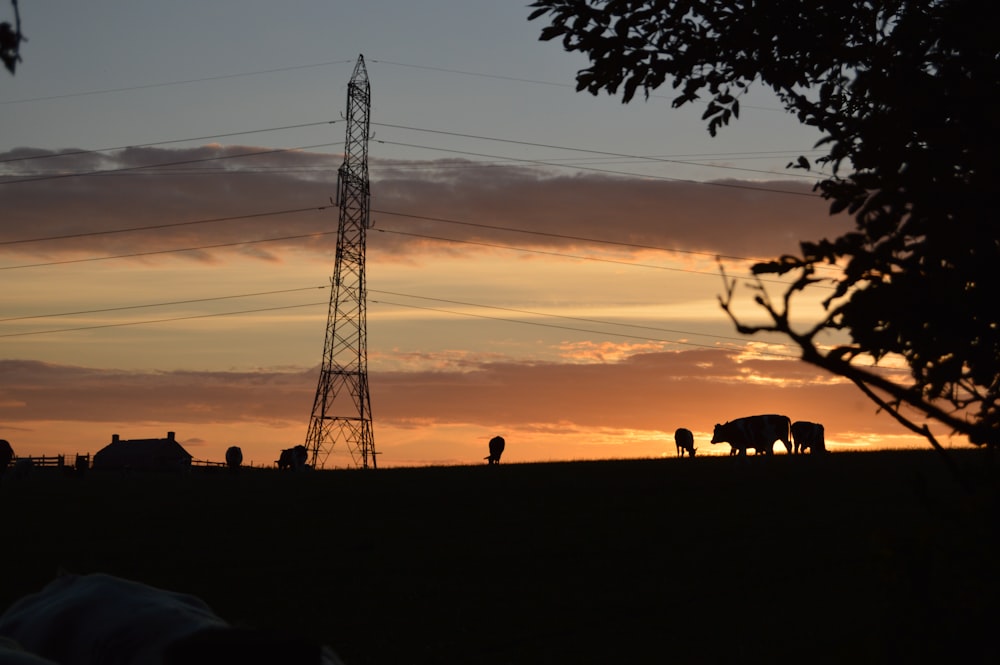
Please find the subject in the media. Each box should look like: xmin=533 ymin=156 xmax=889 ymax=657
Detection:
xmin=0 ymin=573 xmax=344 ymax=665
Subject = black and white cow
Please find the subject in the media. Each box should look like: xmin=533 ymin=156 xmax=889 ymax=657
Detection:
xmin=791 ymin=421 xmax=826 ymax=454
xmin=485 ymin=435 xmax=505 ymax=465
xmin=277 ymin=445 xmax=309 ymax=471
xmin=225 ymin=446 xmax=243 ymax=470
xmin=674 ymin=428 xmax=696 ymax=457
xmin=0 ymin=439 xmax=13 ymax=476
xmin=711 ymin=414 xmax=792 ymax=456
xmin=0 ymin=573 xmax=343 ymax=665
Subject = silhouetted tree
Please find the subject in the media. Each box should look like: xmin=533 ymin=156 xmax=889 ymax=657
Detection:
xmin=1 ymin=0 xmax=25 ymax=74
xmin=529 ymin=0 xmax=999 ymax=456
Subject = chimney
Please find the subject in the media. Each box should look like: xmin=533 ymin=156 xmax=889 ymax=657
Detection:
xmin=112 ymin=434 xmax=119 ymax=443
xmin=167 ymin=431 xmax=175 ymax=442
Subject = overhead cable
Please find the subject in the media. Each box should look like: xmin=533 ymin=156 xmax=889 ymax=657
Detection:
xmin=373 ymin=122 xmax=821 ymax=182
xmin=0 ymin=121 xmax=340 ymax=164
xmin=1 ymin=60 xmax=355 ymax=105
xmin=0 ymin=205 xmax=334 ymax=247
xmin=0 ymin=143 xmax=342 ymax=186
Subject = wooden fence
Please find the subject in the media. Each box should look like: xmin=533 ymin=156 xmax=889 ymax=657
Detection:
xmin=2 ymin=454 xmax=90 ymax=474
xmin=3 ymin=454 xmax=266 ymax=473
xmin=190 ymin=459 xmax=229 ymax=468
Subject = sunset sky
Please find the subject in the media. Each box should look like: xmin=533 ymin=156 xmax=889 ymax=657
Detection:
xmin=1 ymin=1 xmax=963 ymax=468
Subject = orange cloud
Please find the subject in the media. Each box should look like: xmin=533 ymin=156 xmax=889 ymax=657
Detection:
xmin=0 ymin=346 xmax=958 ymax=467
xmin=0 ymin=147 xmax=949 ymax=467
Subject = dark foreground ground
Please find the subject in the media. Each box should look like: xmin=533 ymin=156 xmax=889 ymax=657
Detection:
xmin=2 ymin=450 xmax=998 ymax=664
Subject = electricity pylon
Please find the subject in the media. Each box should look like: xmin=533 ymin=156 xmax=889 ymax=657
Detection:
xmin=304 ymin=55 xmax=376 ymax=469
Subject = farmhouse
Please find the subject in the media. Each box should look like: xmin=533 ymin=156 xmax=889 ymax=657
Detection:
xmin=92 ymin=431 xmax=192 ymax=471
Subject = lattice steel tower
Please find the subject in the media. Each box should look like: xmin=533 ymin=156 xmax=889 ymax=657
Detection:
xmin=304 ymin=55 xmax=376 ymax=469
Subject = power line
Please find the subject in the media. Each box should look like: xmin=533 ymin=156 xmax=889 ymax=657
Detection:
xmin=0 ymin=229 xmax=337 ymax=271
xmin=3 ymin=136 xmax=817 ymax=193
xmin=370 ymin=290 xmax=758 ymax=345
xmin=0 ymin=223 xmax=695 ymax=272
xmin=0 ymin=286 xmax=329 ymax=323
xmin=0 ymin=273 xmax=835 ymax=366
xmin=1 ymin=55 xmax=783 ymax=114
xmin=1 ymin=105 xmax=821 ymax=186
xmin=1 ymin=133 xmax=818 ymax=188
xmin=0 ymin=302 xmax=327 ymax=338
xmin=370 ymin=59 xmax=582 ymax=91
xmin=0 ymin=200 xmax=774 ymax=266
xmin=3 ymin=228 xmax=805 ymax=349
xmin=1 ymin=282 xmax=898 ymax=371
xmin=0 ymin=203 xmax=838 ymax=282
xmin=370 ymin=208 xmax=840 ymax=273
xmin=372 ymin=208 xmax=728 ymax=259
xmin=373 ymin=227 xmax=806 ymax=287
xmin=1 ymin=60 xmax=355 ymax=105
xmin=1 ymin=131 xmax=819 ymax=171
xmin=372 ymin=122 xmax=821 ymax=182
xmin=0 ymin=285 xmax=789 ymax=358
xmin=370 ymin=297 xmax=906 ymax=374
xmin=0 ymin=121 xmax=341 ymax=164
xmin=0 ymin=205 xmax=333 ymax=247
xmin=2 ymin=139 xmax=812 ymax=184
xmin=0 ymin=209 xmax=815 ymax=285
xmin=376 ymin=139 xmax=822 ymax=196
xmin=370 ymin=59 xmax=787 ymax=113
xmin=373 ymin=148 xmax=825 ymax=169
xmin=0 ymin=143 xmax=342 ymax=186
xmin=369 ymin=296 xmax=899 ymax=374
xmin=369 ymin=298 xmax=755 ymax=353
xmin=1 ymin=110 xmax=824 ymax=190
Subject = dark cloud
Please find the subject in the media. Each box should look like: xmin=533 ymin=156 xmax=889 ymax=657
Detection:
xmin=371 ymin=160 xmax=850 ymax=259
xmin=0 ymin=360 xmax=314 ymax=424
xmin=1 ymin=145 xmax=341 ymax=261
xmin=2 ymin=147 xmax=851 ymax=264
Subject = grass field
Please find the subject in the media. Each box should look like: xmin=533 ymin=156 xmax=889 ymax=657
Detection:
xmin=2 ymin=450 xmax=997 ymax=664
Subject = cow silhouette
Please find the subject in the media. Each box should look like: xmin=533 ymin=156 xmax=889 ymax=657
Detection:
xmin=225 ymin=446 xmax=243 ymax=471
xmin=0 ymin=439 xmax=13 ymax=477
xmin=277 ymin=445 xmax=308 ymax=471
xmin=791 ymin=421 xmax=826 ymax=454
xmin=485 ymin=436 xmax=505 ymax=465
xmin=711 ymin=414 xmax=792 ymax=456
xmin=674 ymin=428 xmax=696 ymax=457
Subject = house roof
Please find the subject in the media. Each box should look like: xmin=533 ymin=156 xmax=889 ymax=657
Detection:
xmin=93 ymin=434 xmax=192 ymax=470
